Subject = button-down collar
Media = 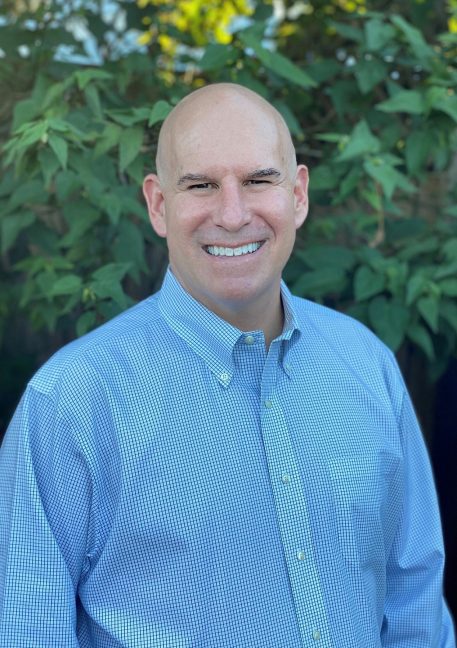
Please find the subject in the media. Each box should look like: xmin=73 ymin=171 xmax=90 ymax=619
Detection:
xmin=158 ymin=268 xmax=301 ymax=385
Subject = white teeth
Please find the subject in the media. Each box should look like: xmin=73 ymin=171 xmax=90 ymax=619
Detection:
xmin=206 ymin=242 xmax=261 ymax=257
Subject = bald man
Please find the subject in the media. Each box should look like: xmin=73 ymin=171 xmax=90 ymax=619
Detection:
xmin=0 ymin=84 xmax=454 ymax=647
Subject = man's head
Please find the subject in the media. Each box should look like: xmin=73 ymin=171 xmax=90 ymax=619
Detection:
xmin=143 ymin=83 xmax=309 ymax=334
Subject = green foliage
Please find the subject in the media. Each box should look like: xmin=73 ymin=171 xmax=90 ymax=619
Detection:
xmin=0 ymin=0 xmax=456 ymax=380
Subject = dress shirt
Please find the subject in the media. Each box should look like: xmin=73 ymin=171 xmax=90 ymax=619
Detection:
xmin=0 ymin=268 xmax=455 ymax=647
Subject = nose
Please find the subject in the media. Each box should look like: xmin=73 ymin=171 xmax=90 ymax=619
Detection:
xmin=212 ymin=181 xmax=252 ymax=231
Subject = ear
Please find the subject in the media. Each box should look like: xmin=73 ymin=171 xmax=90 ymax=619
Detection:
xmin=293 ymin=164 xmax=309 ymax=229
xmin=143 ymin=173 xmax=167 ymax=238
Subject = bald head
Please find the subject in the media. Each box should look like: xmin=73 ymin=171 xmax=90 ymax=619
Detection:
xmin=155 ymin=83 xmax=297 ymax=186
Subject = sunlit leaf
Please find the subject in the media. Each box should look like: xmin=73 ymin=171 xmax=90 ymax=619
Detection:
xmin=337 ymin=121 xmax=380 ymax=161
xmin=376 ymin=90 xmax=425 ymax=115
xmin=239 ymin=32 xmax=316 ymax=88
xmin=148 ymin=100 xmax=173 ymax=127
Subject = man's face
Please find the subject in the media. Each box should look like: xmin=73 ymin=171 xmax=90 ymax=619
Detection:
xmin=144 ymin=92 xmax=308 ymax=325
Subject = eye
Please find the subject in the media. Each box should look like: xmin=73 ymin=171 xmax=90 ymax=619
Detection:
xmin=246 ymin=179 xmax=270 ymax=186
xmin=188 ymin=183 xmax=214 ymax=190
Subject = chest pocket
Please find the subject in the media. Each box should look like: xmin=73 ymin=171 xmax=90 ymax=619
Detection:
xmin=328 ymin=451 xmax=402 ymax=568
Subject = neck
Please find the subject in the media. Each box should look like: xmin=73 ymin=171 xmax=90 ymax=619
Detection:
xmin=212 ymin=295 xmax=284 ymax=350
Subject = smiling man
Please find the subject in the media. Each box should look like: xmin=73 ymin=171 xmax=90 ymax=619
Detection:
xmin=0 ymin=83 xmax=455 ymax=647
xmin=143 ymin=84 xmax=309 ymax=345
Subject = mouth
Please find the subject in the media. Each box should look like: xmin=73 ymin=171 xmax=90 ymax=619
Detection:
xmin=204 ymin=241 xmax=264 ymax=257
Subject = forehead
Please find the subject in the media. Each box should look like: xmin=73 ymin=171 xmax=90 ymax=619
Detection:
xmin=169 ymin=99 xmax=285 ymax=178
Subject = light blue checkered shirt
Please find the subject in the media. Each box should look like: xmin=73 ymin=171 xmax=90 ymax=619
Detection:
xmin=0 ymin=268 xmax=454 ymax=647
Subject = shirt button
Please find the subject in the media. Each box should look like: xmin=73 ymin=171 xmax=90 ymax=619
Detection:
xmin=313 ymin=630 xmax=321 ymax=641
xmin=220 ymin=372 xmax=229 ymax=382
xmin=264 ymin=399 xmax=273 ymax=409
xmin=281 ymin=474 xmax=291 ymax=484
xmin=244 ymin=335 xmax=255 ymax=345
xmin=297 ymin=550 xmax=306 ymax=561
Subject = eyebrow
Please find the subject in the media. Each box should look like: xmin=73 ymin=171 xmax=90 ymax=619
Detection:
xmin=177 ymin=168 xmax=281 ymax=187
xmin=245 ymin=168 xmax=281 ymax=180
xmin=177 ymin=173 xmax=211 ymax=187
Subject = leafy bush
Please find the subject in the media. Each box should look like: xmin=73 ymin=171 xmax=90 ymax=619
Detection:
xmin=1 ymin=0 xmax=456 ymax=378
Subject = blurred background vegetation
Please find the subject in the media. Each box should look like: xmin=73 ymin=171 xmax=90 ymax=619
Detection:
xmin=1 ymin=0 xmax=456 ymax=613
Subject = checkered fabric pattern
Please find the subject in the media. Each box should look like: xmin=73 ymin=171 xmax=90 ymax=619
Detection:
xmin=0 ymin=268 xmax=454 ymax=647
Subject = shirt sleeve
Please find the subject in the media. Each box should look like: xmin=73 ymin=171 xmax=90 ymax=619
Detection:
xmin=381 ymin=385 xmax=456 ymax=647
xmin=0 ymin=386 xmax=92 ymax=647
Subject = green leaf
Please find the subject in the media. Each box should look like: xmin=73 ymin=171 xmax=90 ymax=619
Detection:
xmin=12 ymin=97 xmax=41 ymax=131
xmin=76 ymin=311 xmax=97 ymax=337
xmin=368 ymin=297 xmax=409 ymax=351
xmin=94 ymin=123 xmax=122 ymax=157
xmin=199 ymin=44 xmax=234 ymax=71
xmin=99 ymin=193 xmax=122 ymax=226
xmin=364 ymin=157 xmax=416 ymax=200
xmin=8 ymin=180 xmax=48 ymax=210
xmin=15 ymin=120 xmax=48 ymax=149
xmin=364 ymin=19 xmax=396 ymax=51
xmin=407 ymin=322 xmax=435 ymax=360
xmin=239 ymin=32 xmax=316 ymax=88
xmin=38 ymin=147 xmax=61 ymax=188
xmin=1 ymin=211 xmax=35 ymax=254
xmin=119 ymin=127 xmax=143 ymax=172
xmin=56 ymin=170 xmax=82 ymax=201
xmin=406 ymin=274 xmax=427 ymax=305
xmin=376 ymin=90 xmax=425 ymax=115
xmin=390 ymin=15 xmax=435 ymax=68
xmin=354 ymin=266 xmax=386 ymax=301
xmin=354 ymin=59 xmax=387 ymax=94
xmin=329 ymin=21 xmax=363 ymax=43
xmin=92 ymin=262 xmax=131 ymax=283
xmin=60 ymin=205 xmax=100 ymax=248
xmin=439 ymin=279 xmax=457 ymax=297
xmin=306 ymin=59 xmax=340 ymax=83
xmin=417 ymin=295 xmax=440 ymax=332
xmin=442 ymin=238 xmax=457 ymax=261
xmin=405 ymin=129 xmax=434 ymax=176
xmin=273 ymin=101 xmax=303 ymax=138
xmin=337 ymin=120 xmax=380 ymax=161
xmin=434 ymin=260 xmax=457 ymax=281
xmin=91 ymin=278 xmax=128 ymax=309
xmin=148 ymin=100 xmax=173 ymax=127
xmin=292 ymin=268 xmax=347 ymax=297
xmin=309 ymin=164 xmax=339 ymax=190
xmin=113 ymin=219 xmax=147 ymax=281
xmin=50 ymin=274 xmax=83 ymax=297
xmin=295 ymin=246 xmax=356 ymax=272
xmin=440 ymin=301 xmax=457 ymax=334
xmin=75 ymin=69 xmax=113 ymax=90
xmin=397 ymin=236 xmax=439 ymax=261
xmin=84 ymin=84 xmax=103 ymax=120
xmin=445 ymin=205 xmax=457 ymax=217
xmin=48 ymin=133 xmax=68 ymax=170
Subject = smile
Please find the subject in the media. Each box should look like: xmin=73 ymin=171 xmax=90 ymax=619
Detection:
xmin=205 ymin=242 xmax=263 ymax=257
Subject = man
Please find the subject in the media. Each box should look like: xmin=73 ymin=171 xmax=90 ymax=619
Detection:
xmin=0 ymin=83 xmax=454 ymax=647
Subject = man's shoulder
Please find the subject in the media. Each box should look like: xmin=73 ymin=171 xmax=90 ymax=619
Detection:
xmin=289 ymin=294 xmax=405 ymax=408
xmin=29 ymin=293 xmax=164 ymax=396
xmin=290 ymin=293 xmax=394 ymax=362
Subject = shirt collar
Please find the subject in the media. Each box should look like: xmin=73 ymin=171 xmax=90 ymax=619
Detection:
xmin=158 ymin=268 xmax=301 ymax=386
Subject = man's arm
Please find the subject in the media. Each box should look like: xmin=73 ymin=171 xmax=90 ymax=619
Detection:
xmin=381 ymin=386 xmax=455 ymax=647
xmin=0 ymin=387 xmax=91 ymax=646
